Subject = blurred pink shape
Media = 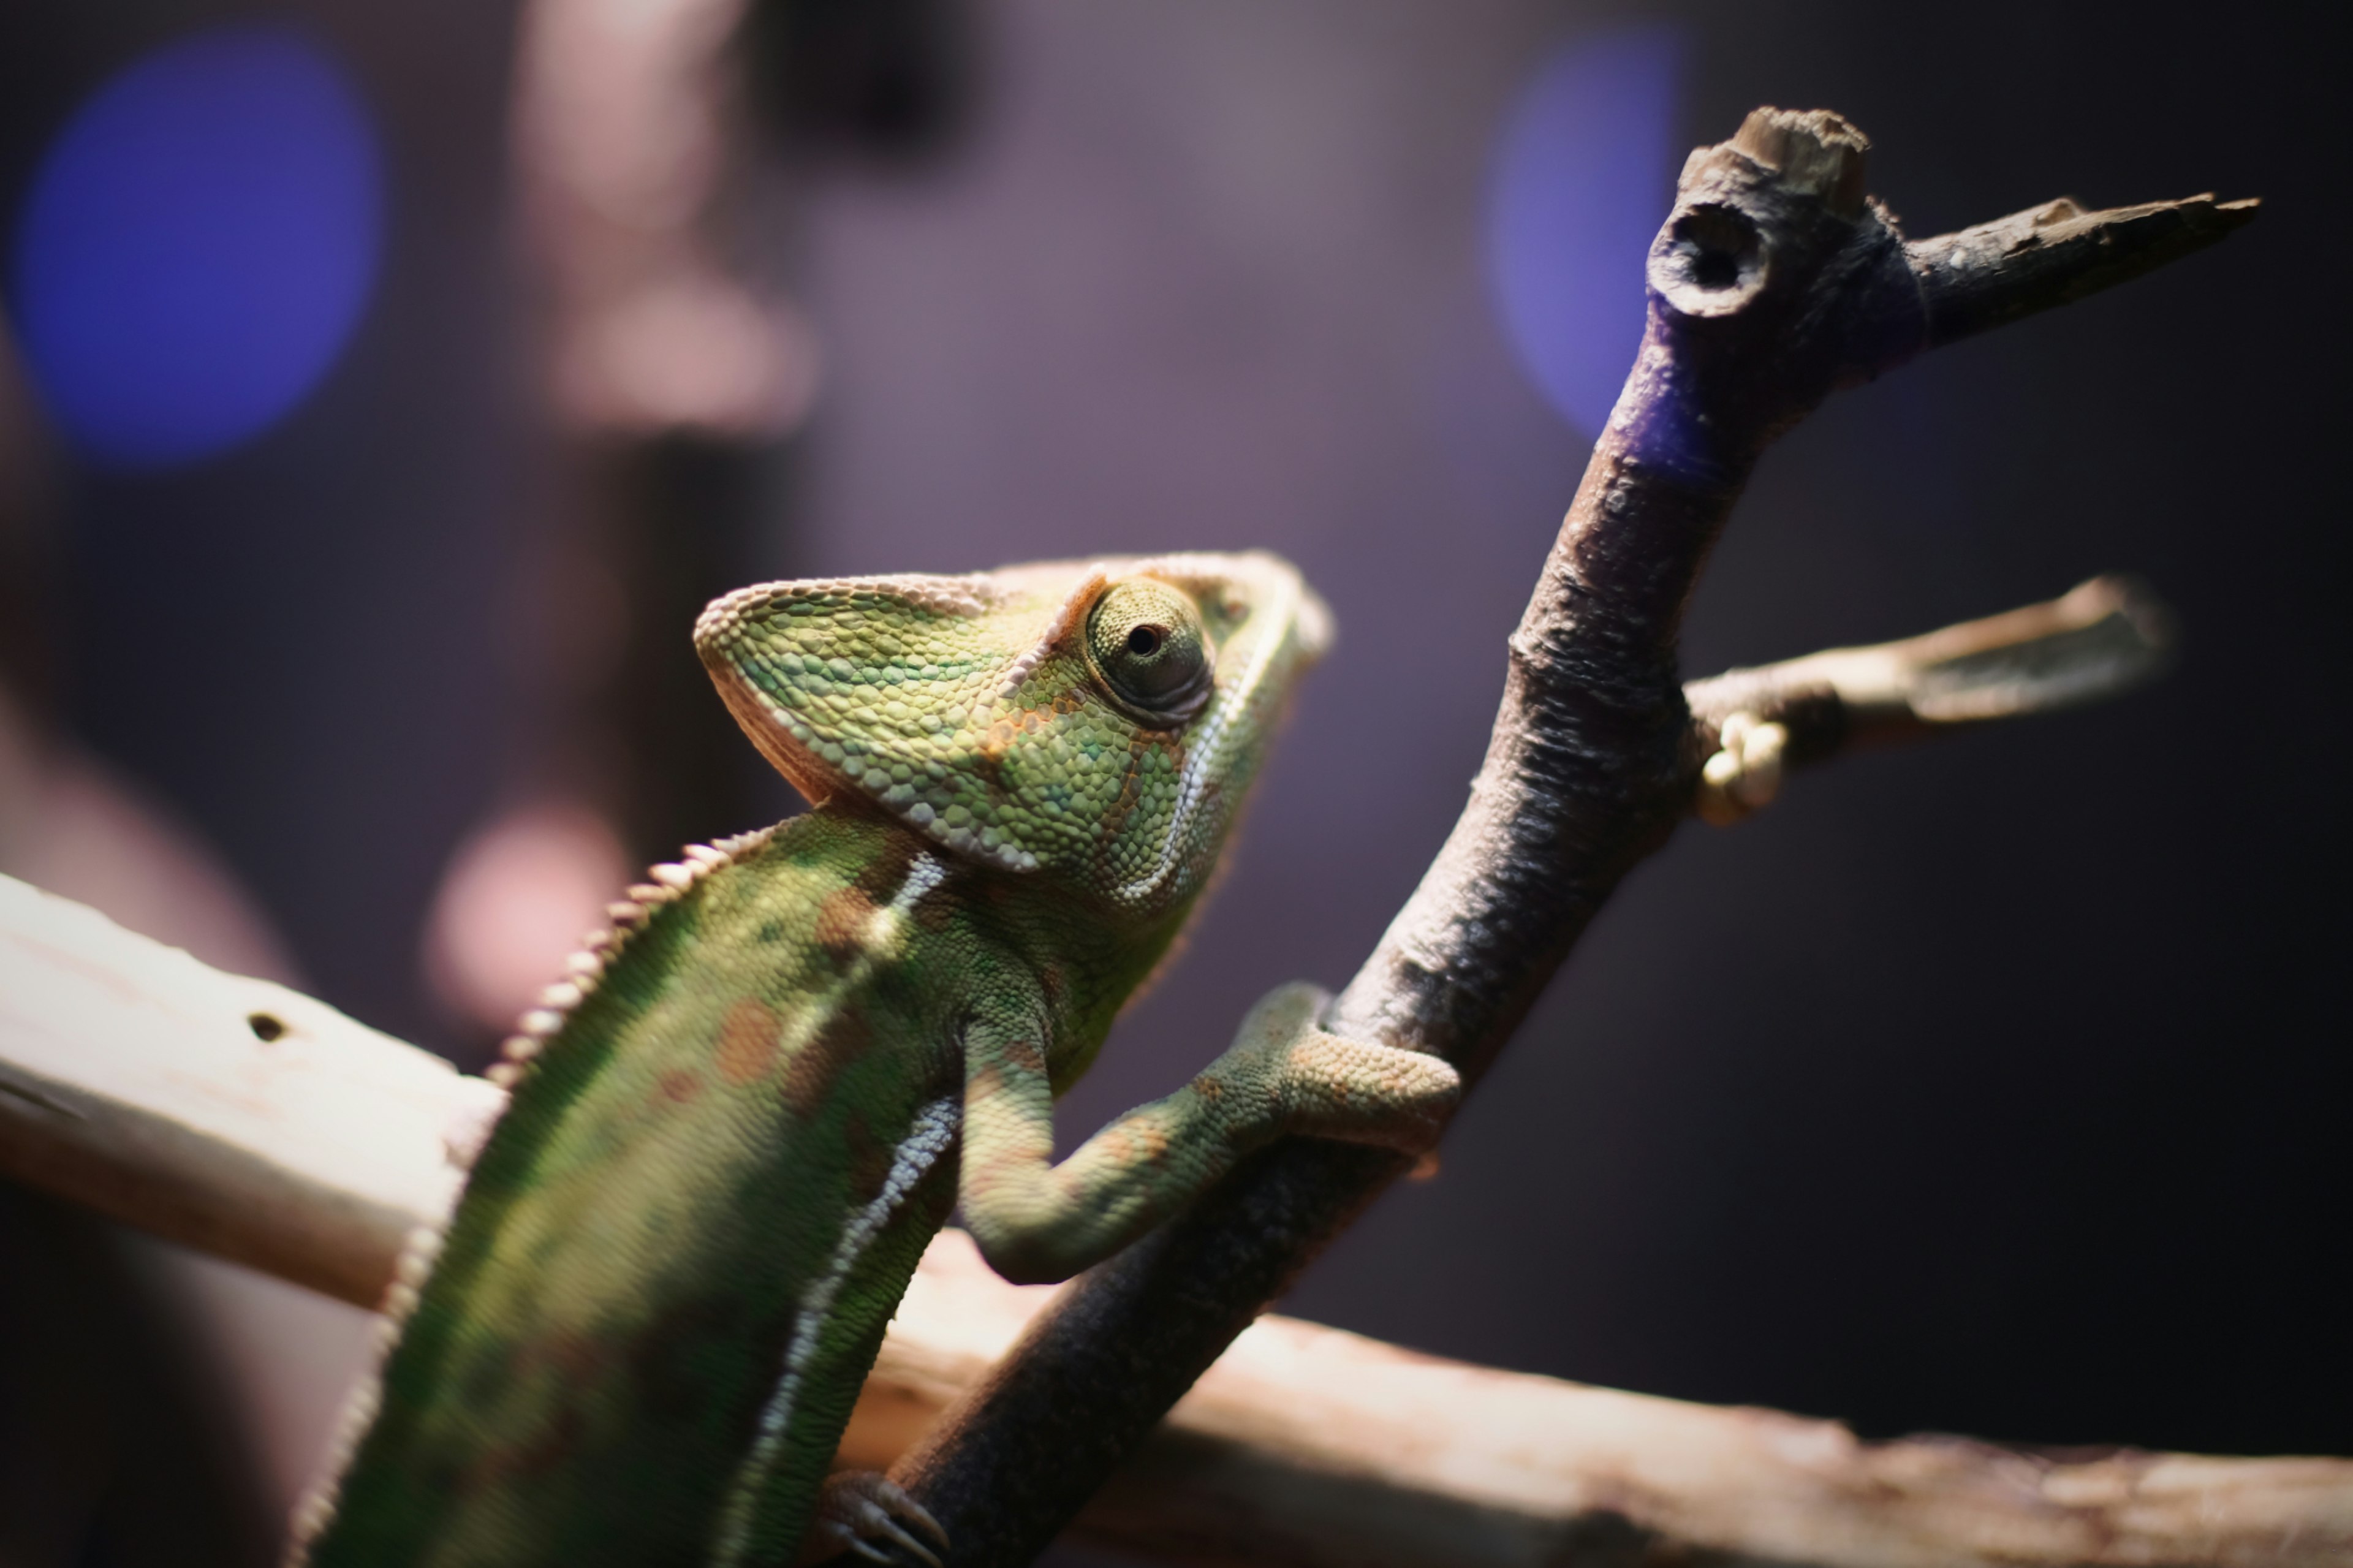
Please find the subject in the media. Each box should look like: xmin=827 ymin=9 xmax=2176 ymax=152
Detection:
xmin=422 ymin=797 xmax=632 ymax=1035
xmin=517 ymin=0 xmax=820 ymax=436
xmin=0 ymin=686 xmax=294 ymax=985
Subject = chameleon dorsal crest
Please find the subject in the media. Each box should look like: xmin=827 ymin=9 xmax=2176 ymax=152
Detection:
xmin=695 ymin=552 xmax=1329 ymax=911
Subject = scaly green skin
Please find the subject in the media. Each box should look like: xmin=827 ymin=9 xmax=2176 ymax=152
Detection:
xmin=294 ymin=553 xmax=1459 ymax=1567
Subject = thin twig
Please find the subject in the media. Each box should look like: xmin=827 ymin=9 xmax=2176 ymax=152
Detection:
xmin=1682 ymin=574 xmax=2173 ymax=823
xmin=1909 ymin=193 xmax=2260 ymax=348
xmin=888 ymin=108 xmax=2259 ymax=1565
xmin=3 ymin=876 xmax=2345 ymax=1568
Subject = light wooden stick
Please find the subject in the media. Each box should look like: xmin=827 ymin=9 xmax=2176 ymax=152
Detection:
xmin=3 ymin=871 xmax=2346 ymax=1567
xmin=0 ymin=873 xmax=502 ymax=1305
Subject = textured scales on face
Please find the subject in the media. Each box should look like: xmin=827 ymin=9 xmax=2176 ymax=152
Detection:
xmin=694 ymin=553 xmax=1330 ymax=909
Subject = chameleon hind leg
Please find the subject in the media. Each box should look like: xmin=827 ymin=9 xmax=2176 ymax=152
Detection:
xmin=713 ymin=1116 xmax=960 ymax=1568
xmin=958 ymin=982 xmax=1461 ymax=1284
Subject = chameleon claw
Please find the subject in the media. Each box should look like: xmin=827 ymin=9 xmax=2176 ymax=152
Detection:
xmin=800 ymin=1472 xmax=946 ymax=1567
xmin=900 ymin=1498 xmax=950 ymax=1553
xmin=873 ymin=1516 xmax=944 ymax=1568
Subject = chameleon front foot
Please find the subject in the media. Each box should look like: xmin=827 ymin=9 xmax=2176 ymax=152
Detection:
xmin=1227 ymin=982 xmax=1462 ymax=1153
xmin=797 ymin=1471 xmax=949 ymax=1567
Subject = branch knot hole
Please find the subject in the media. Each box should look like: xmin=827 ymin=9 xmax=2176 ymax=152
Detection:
xmin=1653 ymin=203 xmax=1767 ymax=318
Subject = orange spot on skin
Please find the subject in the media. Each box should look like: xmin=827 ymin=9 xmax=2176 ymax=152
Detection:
xmin=782 ymin=1008 xmax=873 ymax=1119
xmin=659 ymin=1068 xmax=702 ymax=1104
xmin=980 ymin=695 xmax=1083 ymax=765
xmin=812 ymin=886 xmax=879 ymax=957
xmin=1106 ymin=735 xmax=1153 ymax=835
xmin=716 ymin=998 xmax=781 ymax=1086
xmin=1101 ymin=1116 xmax=1169 ymax=1167
xmin=1098 ymin=1126 xmax=1137 ymax=1167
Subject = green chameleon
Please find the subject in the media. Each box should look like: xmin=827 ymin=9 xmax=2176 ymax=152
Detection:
xmin=292 ymin=552 xmax=1461 ymax=1567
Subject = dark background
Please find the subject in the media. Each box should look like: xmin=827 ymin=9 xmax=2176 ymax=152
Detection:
xmin=1 ymin=1 xmax=2344 ymax=1563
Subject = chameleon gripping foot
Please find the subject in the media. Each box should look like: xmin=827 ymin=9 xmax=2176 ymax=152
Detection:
xmin=799 ymin=1471 xmax=949 ymax=1567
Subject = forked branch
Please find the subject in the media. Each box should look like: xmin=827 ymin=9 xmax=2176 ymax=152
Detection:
xmin=887 ymin=109 xmax=2260 ymax=1564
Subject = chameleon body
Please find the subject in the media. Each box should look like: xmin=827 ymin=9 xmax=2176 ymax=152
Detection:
xmin=294 ymin=553 xmax=1459 ymax=1567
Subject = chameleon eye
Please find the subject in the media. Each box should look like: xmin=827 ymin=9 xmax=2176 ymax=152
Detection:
xmin=1085 ymin=578 xmax=1213 ymax=723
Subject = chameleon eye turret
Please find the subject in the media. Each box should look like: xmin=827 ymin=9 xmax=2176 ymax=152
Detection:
xmin=1084 ymin=577 xmax=1213 ymax=722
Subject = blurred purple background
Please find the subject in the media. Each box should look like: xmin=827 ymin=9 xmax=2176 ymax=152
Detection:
xmin=1 ymin=1 xmax=2344 ymax=1563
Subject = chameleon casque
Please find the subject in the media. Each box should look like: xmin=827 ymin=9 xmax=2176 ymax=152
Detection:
xmin=293 ymin=552 xmax=1461 ymax=1567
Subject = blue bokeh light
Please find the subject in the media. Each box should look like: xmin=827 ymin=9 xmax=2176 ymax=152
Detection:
xmin=8 ymin=24 xmax=384 ymax=469
xmin=1486 ymin=26 xmax=1684 ymax=439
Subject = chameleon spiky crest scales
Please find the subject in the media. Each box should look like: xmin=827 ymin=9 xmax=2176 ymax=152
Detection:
xmin=294 ymin=552 xmax=1456 ymax=1567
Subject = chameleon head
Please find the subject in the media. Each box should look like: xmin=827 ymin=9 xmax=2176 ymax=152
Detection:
xmin=694 ymin=552 xmax=1332 ymax=912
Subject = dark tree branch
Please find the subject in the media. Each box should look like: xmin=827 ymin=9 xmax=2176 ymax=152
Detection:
xmin=1910 ymin=192 xmax=2259 ymax=349
xmin=888 ymin=108 xmax=2257 ymax=1565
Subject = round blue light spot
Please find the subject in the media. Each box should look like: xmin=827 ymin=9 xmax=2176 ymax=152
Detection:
xmin=1486 ymin=26 xmax=1684 ymax=439
xmin=8 ymin=24 xmax=384 ymax=469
